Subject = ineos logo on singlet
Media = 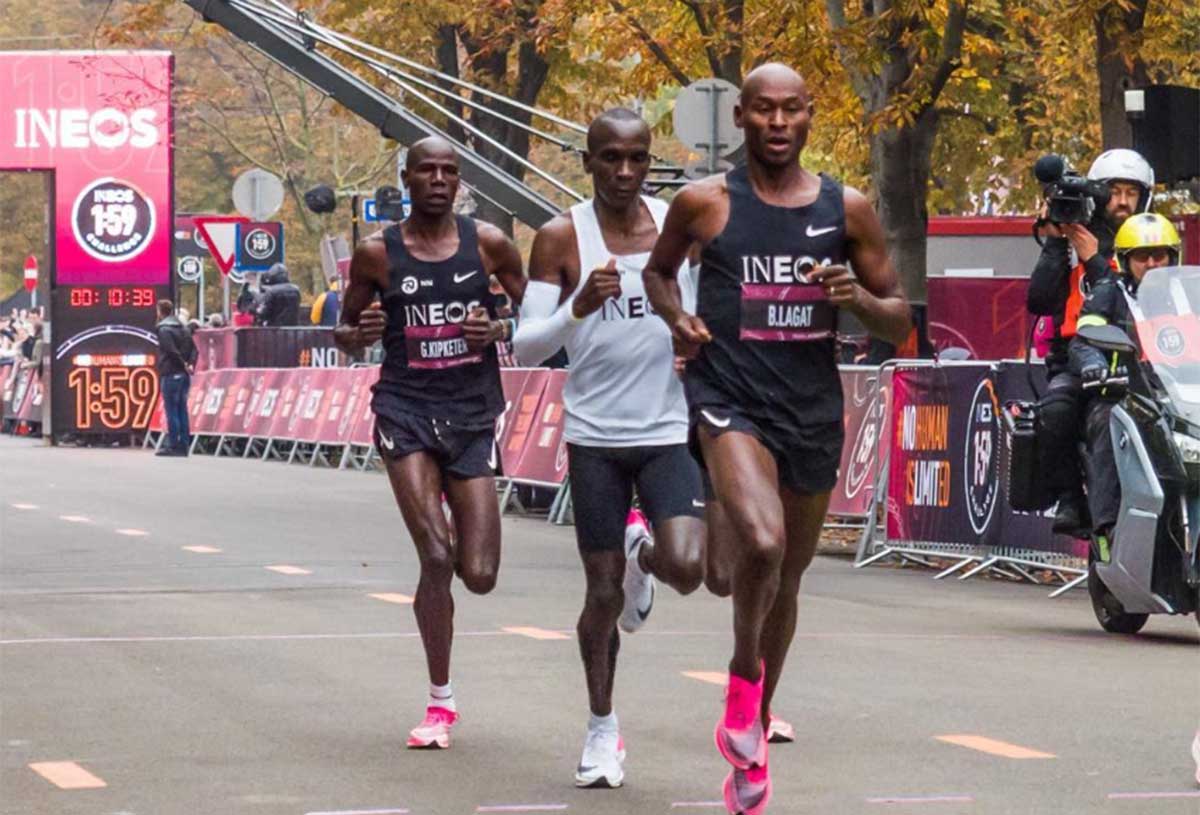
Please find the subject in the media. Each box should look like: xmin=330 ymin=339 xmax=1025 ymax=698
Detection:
xmin=403 ymin=300 xmax=481 ymax=327
xmin=741 ymin=255 xmax=832 ymax=285
xmin=601 ymin=296 xmax=656 ymax=321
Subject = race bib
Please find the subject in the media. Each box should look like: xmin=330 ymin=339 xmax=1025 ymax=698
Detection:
xmin=405 ymin=324 xmax=482 ymax=369
xmin=739 ymin=283 xmax=835 ymax=342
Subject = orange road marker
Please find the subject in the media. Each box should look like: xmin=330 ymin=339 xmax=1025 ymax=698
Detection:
xmin=29 ymin=761 xmax=107 ymax=789
xmin=11 ymin=503 xmax=37 ymax=510
xmin=935 ymin=734 xmax=1055 ymax=759
xmin=682 ymin=671 xmax=728 ymax=685
xmin=183 ymin=546 xmax=222 ymax=554
xmin=115 ymin=528 xmax=148 ymax=536
xmin=368 ymin=593 xmax=414 ymax=604
xmin=59 ymin=515 xmax=91 ymax=523
xmin=266 ymin=565 xmax=312 ymax=575
xmin=502 ymin=626 xmax=570 ymax=641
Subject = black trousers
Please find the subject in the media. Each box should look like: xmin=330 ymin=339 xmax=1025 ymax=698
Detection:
xmin=1082 ymin=397 xmax=1121 ymax=533
xmin=1037 ymin=371 xmax=1086 ymax=499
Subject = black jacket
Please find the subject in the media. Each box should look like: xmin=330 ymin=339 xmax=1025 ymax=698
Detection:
xmin=156 ymin=316 xmax=197 ymax=376
xmin=1026 ymin=219 xmax=1117 ymax=375
xmin=1068 ymin=275 xmax=1143 ymax=394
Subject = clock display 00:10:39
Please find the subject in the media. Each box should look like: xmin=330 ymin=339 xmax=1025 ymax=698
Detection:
xmin=68 ymin=287 xmax=157 ymax=309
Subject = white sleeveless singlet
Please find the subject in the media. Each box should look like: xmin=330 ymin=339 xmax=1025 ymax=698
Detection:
xmin=562 ymin=196 xmax=691 ymax=447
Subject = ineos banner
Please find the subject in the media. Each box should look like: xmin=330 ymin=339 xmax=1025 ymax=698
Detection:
xmin=0 ymin=52 xmax=172 ymax=285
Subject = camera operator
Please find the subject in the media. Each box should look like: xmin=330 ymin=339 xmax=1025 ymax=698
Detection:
xmin=1025 ymin=148 xmax=1154 ymax=537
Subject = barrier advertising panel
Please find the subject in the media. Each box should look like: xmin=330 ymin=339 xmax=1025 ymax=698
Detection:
xmin=886 ymin=362 xmax=1083 ymax=556
xmin=506 ymin=370 xmax=569 ymax=486
xmin=829 ymin=366 xmax=891 ymax=517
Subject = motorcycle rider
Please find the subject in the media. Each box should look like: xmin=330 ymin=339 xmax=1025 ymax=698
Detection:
xmin=1026 ymin=149 xmax=1154 ymax=536
xmin=1069 ymin=213 xmax=1181 ymax=559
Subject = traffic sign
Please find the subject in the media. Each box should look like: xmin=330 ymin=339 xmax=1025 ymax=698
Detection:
xmin=177 ymin=255 xmax=203 ymax=283
xmin=235 ymin=221 xmax=284 ymax=272
xmin=363 ymin=197 xmax=410 ymax=222
xmin=23 ymin=255 xmax=37 ymax=292
xmin=194 ymin=215 xmax=249 ymax=276
xmin=673 ymin=78 xmax=743 ymax=170
xmin=232 ymin=168 xmax=285 ymax=221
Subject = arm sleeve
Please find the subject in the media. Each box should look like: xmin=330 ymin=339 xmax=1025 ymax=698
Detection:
xmin=1026 ymin=238 xmax=1071 ymax=315
xmin=512 ymin=280 xmax=579 ymax=367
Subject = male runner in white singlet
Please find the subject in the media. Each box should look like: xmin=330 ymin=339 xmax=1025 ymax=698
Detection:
xmin=513 ymin=109 xmax=706 ymax=789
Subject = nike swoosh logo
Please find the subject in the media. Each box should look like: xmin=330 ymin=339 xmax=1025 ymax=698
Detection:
xmin=692 ymin=499 xmax=706 ymax=509
xmin=806 ymin=224 xmax=837 ymax=237
xmin=577 ymin=765 xmax=596 ymax=773
xmin=700 ymin=409 xmax=731 ymax=428
xmin=453 ymin=270 xmax=479 ymax=283
xmin=379 ymin=431 xmax=395 ymax=451
xmin=636 ymin=584 xmax=655 ymax=621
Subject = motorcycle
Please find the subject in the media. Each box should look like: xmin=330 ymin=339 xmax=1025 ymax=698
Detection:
xmin=1076 ymin=264 xmax=1200 ymax=634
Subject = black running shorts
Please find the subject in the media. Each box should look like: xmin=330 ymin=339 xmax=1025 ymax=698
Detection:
xmin=374 ymin=406 xmax=498 ymax=480
xmin=689 ymin=403 xmax=843 ymax=496
xmin=567 ymin=443 xmax=705 ymax=554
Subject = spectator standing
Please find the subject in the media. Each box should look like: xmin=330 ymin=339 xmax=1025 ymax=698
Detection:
xmin=154 ymin=299 xmax=197 ymax=457
xmin=255 ymin=263 xmax=302 ymax=326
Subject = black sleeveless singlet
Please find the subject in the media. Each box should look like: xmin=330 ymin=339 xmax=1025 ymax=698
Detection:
xmin=372 ymin=215 xmax=502 ymax=428
xmin=687 ymin=165 xmax=847 ymax=430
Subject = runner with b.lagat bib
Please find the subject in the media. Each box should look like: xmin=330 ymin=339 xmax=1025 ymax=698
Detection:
xmin=644 ymin=64 xmax=912 ymax=814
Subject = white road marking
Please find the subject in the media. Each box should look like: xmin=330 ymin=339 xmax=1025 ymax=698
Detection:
xmin=265 ymin=565 xmax=312 ymax=575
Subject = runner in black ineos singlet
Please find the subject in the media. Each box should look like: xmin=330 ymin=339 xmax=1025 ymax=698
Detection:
xmin=373 ymin=213 xmax=503 ymax=467
xmin=335 ymin=136 xmax=525 ymax=753
xmin=687 ymin=164 xmax=848 ymax=492
xmin=643 ymin=64 xmax=911 ymax=815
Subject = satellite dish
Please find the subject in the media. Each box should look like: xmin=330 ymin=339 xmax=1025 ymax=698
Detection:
xmin=232 ymin=168 xmax=285 ymax=221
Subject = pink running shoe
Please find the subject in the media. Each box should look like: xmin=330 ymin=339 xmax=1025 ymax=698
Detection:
xmin=723 ymin=762 xmax=771 ymax=815
xmin=406 ymin=706 xmax=459 ymax=749
xmin=714 ymin=665 xmax=767 ymax=770
xmin=767 ymin=713 xmax=795 ymax=744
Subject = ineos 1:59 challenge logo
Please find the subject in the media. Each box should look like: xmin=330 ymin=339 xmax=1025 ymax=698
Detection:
xmin=1156 ymin=326 xmax=1185 ymax=358
xmin=72 ymin=178 xmax=155 ymax=262
xmin=963 ymin=378 xmax=1000 ymax=535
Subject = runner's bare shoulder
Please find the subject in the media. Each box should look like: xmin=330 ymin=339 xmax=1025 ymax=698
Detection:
xmin=529 ymin=211 xmax=580 ymax=286
xmin=840 ymin=184 xmax=885 ymax=241
xmin=350 ymin=234 xmax=389 ymax=286
xmin=670 ymin=172 xmax=731 ymax=245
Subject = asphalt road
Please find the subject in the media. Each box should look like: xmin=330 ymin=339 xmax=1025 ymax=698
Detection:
xmin=1 ymin=435 xmax=1197 ymax=815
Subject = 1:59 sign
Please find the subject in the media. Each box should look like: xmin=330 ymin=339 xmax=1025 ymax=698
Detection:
xmin=72 ymin=178 xmax=157 ymax=264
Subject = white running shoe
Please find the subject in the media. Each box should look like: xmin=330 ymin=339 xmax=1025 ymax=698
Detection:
xmin=1191 ymin=729 xmax=1200 ymax=786
xmin=620 ymin=509 xmax=655 ymax=634
xmin=767 ymin=713 xmax=795 ymax=744
xmin=574 ymin=728 xmax=625 ymax=788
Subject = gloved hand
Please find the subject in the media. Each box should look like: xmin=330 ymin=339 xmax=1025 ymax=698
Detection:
xmin=1081 ymin=363 xmax=1128 ymax=399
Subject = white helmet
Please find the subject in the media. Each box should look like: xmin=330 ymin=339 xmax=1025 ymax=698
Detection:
xmin=1087 ymin=149 xmax=1155 ymax=212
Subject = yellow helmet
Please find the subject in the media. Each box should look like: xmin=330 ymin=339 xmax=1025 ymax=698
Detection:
xmin=1113 ymin=213 xmax=1181 ymax=274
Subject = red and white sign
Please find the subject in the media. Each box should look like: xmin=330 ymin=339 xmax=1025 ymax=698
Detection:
xmin=23 ymin=255 xmax=37 ymax=292
xmin=194 ymin=215 xmax=248 ymax=276
xmin=0 ymin=52 xmax=173 ymax=286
